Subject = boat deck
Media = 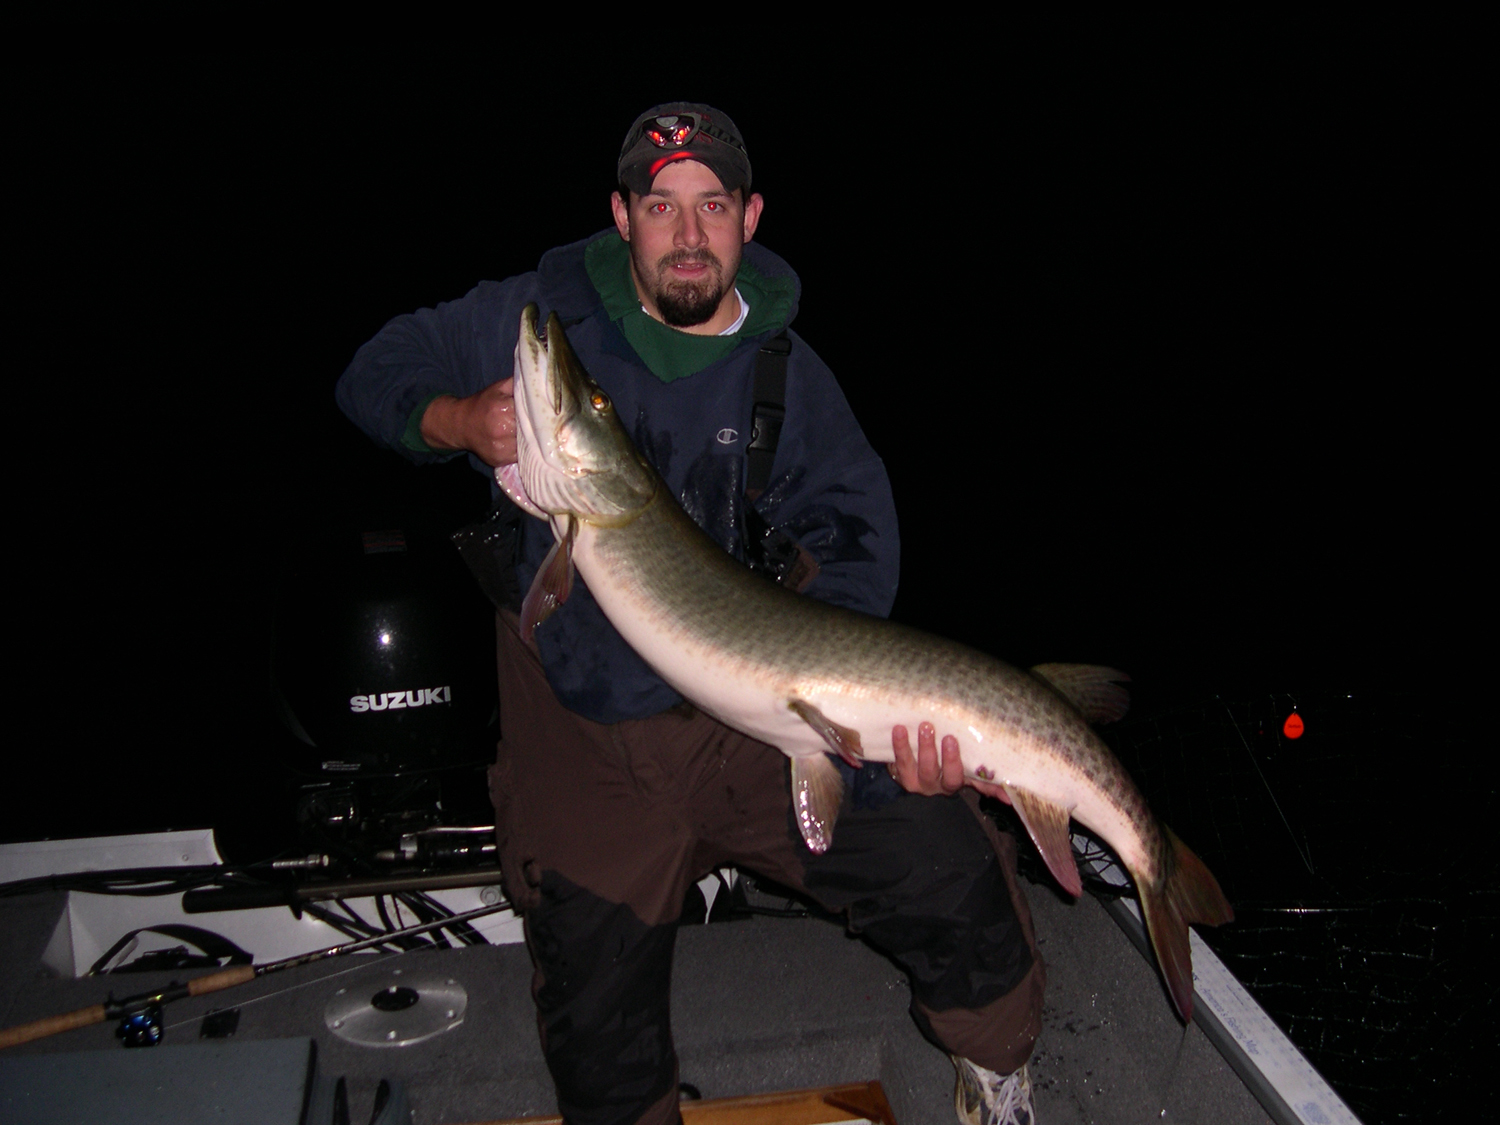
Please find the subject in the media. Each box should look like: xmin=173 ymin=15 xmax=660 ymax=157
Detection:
xmin=0 ymin=873 xmax=1272 ymax=1124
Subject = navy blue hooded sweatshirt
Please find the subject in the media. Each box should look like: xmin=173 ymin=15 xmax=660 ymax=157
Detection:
xmin=336 ymin=230 xmax=900 ymax=723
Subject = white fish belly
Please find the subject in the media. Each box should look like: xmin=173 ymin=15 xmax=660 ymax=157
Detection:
xmin=797 ymin=688 xmax=1079 ymax=797
xmin=573 ymin=534 xmax=829 ymax=759
xmin=807 ymin=687 xmax=1156 ymax=873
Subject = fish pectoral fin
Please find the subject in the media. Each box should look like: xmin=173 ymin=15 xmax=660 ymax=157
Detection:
xmin=787 ymin=699 xmax=865 ymax=768
xmin=790 ymin=753 xmax=845 ymax=855
xmin=520 ymin=514 xmax=576 ymax=642
xmin=1029 ymin=664 xmax=1132 ymax=724
xmin=1004 ymin=786 xmax=1083 ymax=898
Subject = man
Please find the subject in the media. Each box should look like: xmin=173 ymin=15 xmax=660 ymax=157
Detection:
xmin=337 ymin=103 xmax=1042 ymax=1125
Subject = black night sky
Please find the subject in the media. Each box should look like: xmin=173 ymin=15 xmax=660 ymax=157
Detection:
xmin=6 ymin=20 xmax=1492 ymax=1121
xmin=10 ymin=20 xmax=1485 ymax=852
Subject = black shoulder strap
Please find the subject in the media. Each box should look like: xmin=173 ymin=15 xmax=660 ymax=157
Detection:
xmin=738 ymin=332 xmax=820 ymax=592
xmin=745 ymin=333 xmax=791 ymax=501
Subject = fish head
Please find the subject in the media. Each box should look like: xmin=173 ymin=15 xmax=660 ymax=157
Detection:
xmin=512 ymin=304 xmax=656 ymax=524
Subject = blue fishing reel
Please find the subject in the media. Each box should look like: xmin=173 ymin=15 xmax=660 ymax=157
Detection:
xmin=115 ymin=1002 xmax=164 ymax=1048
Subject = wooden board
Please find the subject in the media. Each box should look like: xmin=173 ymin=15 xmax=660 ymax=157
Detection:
xmin=462 ymin=1080 xmax=897 ymax=1125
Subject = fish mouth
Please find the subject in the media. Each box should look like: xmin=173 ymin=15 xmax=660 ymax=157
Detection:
xmin=509 ymin=304 xmax=573 ymax=518
xmin=519 ymin=304 xmax=583 ymax=432
xmin=532 ymin=312 xmax=564 ymax=415
xmin=516 ymin=307 xmax=564 ymax=464
xmin=512 ymin=304 xmax=604 ymax=508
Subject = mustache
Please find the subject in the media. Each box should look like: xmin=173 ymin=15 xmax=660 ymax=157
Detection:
xmin=657 ymin=249 xmax=723 ymax=271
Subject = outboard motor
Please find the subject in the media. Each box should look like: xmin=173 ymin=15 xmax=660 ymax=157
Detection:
xmin=271 ymin=525 xmax=498 ymax=783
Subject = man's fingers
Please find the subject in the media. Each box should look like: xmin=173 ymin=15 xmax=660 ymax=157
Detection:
xmin=890 ymin=724 xmax=914 ymax=778
xmin=421 ymin=382 xmax=521 ymax=467
xmin=915 ymin=722 xmax=940 ymax=788
xmin=889 ymin=724 xmax=975 ymax=798
xmin=478 ymin=380 xmax=518 ymax=466
xmin=940 ymin=735 xmax=964 ymax=794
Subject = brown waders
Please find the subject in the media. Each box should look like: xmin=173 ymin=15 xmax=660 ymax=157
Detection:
xmin=489 ymin=615 xmax=1045 ymax=1125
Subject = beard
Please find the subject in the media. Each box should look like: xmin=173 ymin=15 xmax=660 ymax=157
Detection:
xmin=634 ymin=246 xmax=734 ymax=328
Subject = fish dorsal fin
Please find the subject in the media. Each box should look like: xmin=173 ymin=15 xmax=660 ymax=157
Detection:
xmin=1030 ymin=664 xmax=1132 ymax=724
xmin=790 ymin=753 xmax=845 ymax=855
xmin=520 ymin=515 xmax=576 ymax=642
xmin=1004 ymin=786 xmax=1083 ymax=898
xmin=788 ymin=699 xmax=865 ymax=768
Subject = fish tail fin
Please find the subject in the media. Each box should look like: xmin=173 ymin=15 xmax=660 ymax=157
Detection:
xmin=1134 ymin=824 xmax=1235 ymax=1023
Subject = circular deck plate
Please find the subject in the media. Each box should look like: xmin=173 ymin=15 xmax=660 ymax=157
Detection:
xmin=324 ymin=967 xmax=468 ymax=1048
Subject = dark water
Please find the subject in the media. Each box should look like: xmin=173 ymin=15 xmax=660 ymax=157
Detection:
xmin=1100 ymin=687 xmax=1493 ymax=1124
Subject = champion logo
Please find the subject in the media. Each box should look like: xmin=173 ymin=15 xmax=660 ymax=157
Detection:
xmin=716 ymin=428 xmax=739 ymax=444
xmin=349 ymin=686 xmax=452 ymax=713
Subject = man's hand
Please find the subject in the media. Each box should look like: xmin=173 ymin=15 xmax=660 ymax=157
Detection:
xmin=889 ymin=723 xmax=1012 ymax=803
xmin=420 ymin=378 xmax=517 ymax=467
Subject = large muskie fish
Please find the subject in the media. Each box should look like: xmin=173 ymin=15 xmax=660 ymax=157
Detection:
xmin=497 ymin=305 xmax=1233 ymax=1021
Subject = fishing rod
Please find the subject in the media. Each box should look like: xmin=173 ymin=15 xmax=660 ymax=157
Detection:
xmin=0 ymin=902 xmax=509 ymax=1050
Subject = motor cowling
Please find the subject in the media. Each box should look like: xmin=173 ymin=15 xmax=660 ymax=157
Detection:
xmin=271 ymin=526 xmax=497 ymax=776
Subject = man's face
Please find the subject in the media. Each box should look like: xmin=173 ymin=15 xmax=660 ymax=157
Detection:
xmin=611 ymin=159 xmax=764 ymax=331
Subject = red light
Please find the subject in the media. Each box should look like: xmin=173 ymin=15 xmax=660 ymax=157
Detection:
xmin=1283 ymin=713 xmax=1304 ymax=739
xmin=648 ymin=152 xmax=695 ymax=179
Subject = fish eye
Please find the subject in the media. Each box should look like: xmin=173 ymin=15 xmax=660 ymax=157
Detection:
xmin=590 ymin=390 xmax=611 ymax=412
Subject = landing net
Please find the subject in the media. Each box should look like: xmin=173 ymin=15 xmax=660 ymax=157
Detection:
xmin=1019 ymin=687 xmax=1490 ymax=1125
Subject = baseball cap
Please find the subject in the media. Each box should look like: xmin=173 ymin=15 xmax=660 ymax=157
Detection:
xmin=617 ymin=102 xmax=752 ymax=197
